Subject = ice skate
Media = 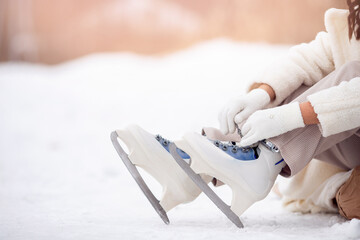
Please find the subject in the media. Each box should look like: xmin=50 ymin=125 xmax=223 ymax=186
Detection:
xmin=110 ymin=125 xmax=212 ymax=224
xmin=172 ymin=132 xmax=285 ymax=222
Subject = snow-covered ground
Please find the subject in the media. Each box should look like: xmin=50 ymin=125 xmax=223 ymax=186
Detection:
xmin=1 ymin=39 xmax=359 ymax=240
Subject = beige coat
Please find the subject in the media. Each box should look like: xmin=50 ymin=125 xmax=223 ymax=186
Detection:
xmin=258 ymin=9 xmax=360 ymax=214
xmin=248 ymin=8 xmax=360 ymax=137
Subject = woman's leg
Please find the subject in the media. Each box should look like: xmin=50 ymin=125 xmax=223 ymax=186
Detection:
xmin=270 ymin=61 xmax=360 ymax=177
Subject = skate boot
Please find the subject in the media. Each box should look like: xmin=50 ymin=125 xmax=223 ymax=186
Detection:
xmin=173 ymin=132 xmax=286 ymax=218
xmin=111 ymin=125 xmax=212 ymax=223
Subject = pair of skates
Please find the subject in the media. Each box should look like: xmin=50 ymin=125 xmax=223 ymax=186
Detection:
xmin=111 ymin=125 xmax=285 ymax=228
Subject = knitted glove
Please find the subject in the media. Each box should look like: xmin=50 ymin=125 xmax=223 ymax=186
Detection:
xmin=218 ymin=89 xmax=270 ymax=134
xmin=240 ymin=102 xmax=305 ymax=146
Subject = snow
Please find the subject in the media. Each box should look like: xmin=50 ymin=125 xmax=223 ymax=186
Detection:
xmin=0 ymin=39 xmax=358 ymax=240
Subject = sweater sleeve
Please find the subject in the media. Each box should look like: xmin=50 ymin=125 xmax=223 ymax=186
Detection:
xmin=307 ymin=77 xmax=360 ymax=137
xmin=248 ymin=32 xmax=335 ymax=107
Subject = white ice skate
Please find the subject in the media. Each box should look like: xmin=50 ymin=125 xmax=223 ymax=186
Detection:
xmin=110 ymin=125 xmax=212 ymax=225
xmin=172 ymin=132 xmax=285 ymax=223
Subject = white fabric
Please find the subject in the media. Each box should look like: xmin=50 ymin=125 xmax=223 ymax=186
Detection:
xmin=281 ymin=161 xmax=352 ymax=214
xmin=307 ymin=77 xmax=360 ymax=137
xmin=240 ymin=102 xmax=305 ymax=146
xmin=247 ymin=8 xmax=360 ymax=137
xmin=308 ymin=170 xmax=353 ymax=213
xmin=218 ymin=88 xmax=270 ymax=134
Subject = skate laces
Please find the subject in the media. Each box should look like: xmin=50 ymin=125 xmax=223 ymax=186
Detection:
xmin=155 ymin=134 xmax=257 ymax=161
xmin=211 ymin=140 xmax=257 ymax=160
xmin=155 ymin=134 xmax=190 ymax=160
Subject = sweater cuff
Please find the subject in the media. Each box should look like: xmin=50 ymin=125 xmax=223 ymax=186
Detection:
xmin=307 ymin=77 xmax=360 ymax=137
xmin=307 ymin=91 xmax=337 ymax=137
xmin=247 ymin=62 xmax=304 ymax=107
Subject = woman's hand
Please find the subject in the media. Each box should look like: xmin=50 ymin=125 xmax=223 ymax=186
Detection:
xmin=218 ymin=88 xmax=271 ymax=134
xmin=240 ymin=102 xmax=306 ymax=146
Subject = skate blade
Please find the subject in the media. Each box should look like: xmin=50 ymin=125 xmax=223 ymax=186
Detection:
xmin=111 ymin=131 xmax=170 ymax=225
xmin=169 ymin=143 xmax=244 ymax=228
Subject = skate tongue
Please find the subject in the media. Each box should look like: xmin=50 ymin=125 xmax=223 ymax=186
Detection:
xmin=202 ymin=127 xmax=241 ymax=142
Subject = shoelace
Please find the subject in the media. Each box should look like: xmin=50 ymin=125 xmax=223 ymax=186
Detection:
xmin=155 ymin=134 xmax=257 ymax=161
xmin=156 ymin=134 xmax=251 ymax=155
xmin=155 ymin=134 xmax=250 ymax=153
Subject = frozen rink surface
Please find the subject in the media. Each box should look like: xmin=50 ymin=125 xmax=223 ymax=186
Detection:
xmin=1 ymin=39 xmax=359 ymax=240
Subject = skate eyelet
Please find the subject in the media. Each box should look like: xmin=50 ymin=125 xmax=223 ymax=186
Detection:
xmin=241 ymin=147 xmax=249 ymax=153
xmin=163 ymin=140 xmax=169 ymax=146
xmin=214 ymin=140 xmax=220 ymax=147
xmin=231 ymin=146 xmax=238 ymax=153
xmin=272 ymin=146 xmax=279 ymax=152
xmin=155 ymin=135 xmax=161 ymax=141
xmin=222 ymin=145 xmax=228 ymax=151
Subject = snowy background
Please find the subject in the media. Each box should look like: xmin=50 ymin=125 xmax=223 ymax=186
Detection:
xmin=1 ymin=40 xmax=359 ymax=240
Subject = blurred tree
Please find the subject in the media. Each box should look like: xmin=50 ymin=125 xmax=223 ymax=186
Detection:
xmin=0 ymin=0 xmax=347 ymax=64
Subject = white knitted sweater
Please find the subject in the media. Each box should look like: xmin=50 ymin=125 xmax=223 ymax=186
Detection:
xmin=248 ymin=8 xmax=360 ymax=137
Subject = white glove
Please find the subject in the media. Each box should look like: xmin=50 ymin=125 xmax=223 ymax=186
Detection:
xmin=218 ymin=89 xmax=270 ymax=134
xmin=240 ymin=102 xmax=305 ymax=146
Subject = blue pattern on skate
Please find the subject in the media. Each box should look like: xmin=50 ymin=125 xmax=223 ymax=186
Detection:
xmin=155 ymin=134 xmax=256 ymax=161
xmin=275 ymin=159 xmax=284 ymax=165
xmin=156 ymin=135 xmax=190 ymax=159
xmin=209 ymin=140 xmax=257 ymax=161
